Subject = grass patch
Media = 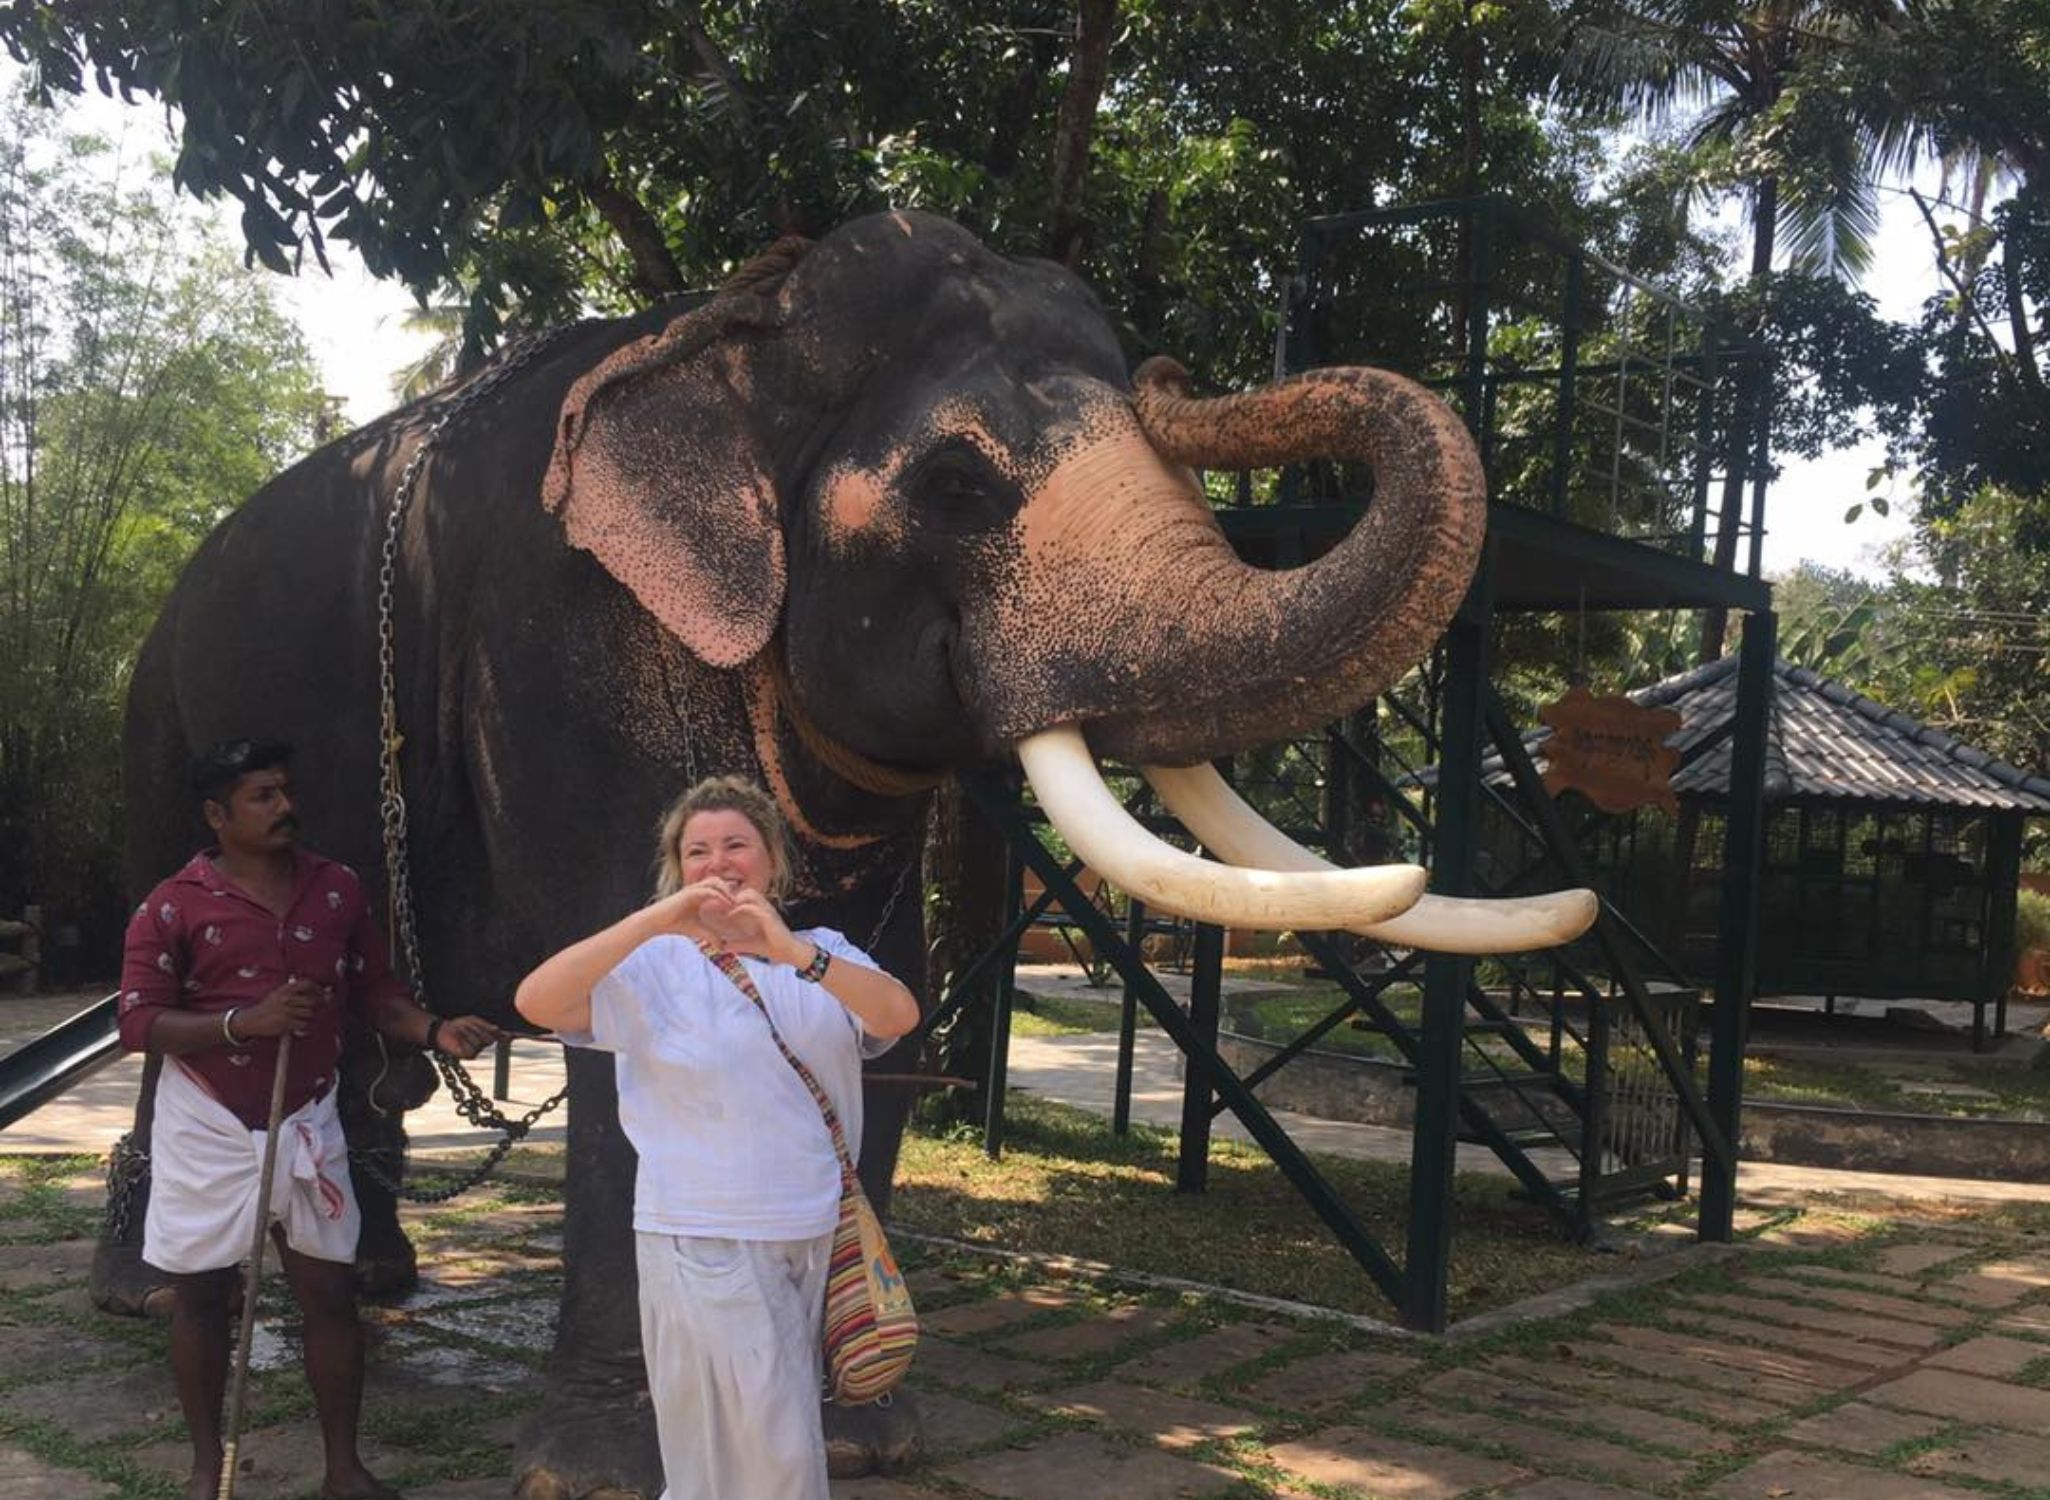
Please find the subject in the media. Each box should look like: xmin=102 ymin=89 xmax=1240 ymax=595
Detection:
xmin=895 ymin=1094 xmax=1674 ymax=1318
xmin=1008 ymin=991 xmax=1134 ymax=1037
xmin=1743 ymin=1053 xmax=2050 ymax=1119
xmin=0 ymin=1153 xmax=107 ymax=1245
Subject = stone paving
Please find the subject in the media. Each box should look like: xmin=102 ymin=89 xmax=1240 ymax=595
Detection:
xmin=6 ymin=1147 xmax=2050 ymax=1499
xmin=15 ymin=984 xmax=2050 ymax=1497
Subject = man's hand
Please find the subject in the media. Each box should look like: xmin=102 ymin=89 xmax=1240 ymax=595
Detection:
xmin=433 ymin=1015 xmax=502 ymax=1060
xmin=236 ymin=978 xmax=324 ymax=1039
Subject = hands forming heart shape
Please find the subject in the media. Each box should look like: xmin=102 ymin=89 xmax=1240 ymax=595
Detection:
xmin=687 ymin=878 xmax=788 ymax=956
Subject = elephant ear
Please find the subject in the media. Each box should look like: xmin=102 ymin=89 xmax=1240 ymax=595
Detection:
xmin=541 ymin=290 xmax=790 ymax=669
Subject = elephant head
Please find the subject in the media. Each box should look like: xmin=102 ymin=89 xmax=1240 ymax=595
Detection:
xmin=542 ymin=211 xmax=1592 ymax=952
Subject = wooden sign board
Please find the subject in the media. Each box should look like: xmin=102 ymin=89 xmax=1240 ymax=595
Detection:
xmin=1538 ymin=685 xmax=1683 ymax=815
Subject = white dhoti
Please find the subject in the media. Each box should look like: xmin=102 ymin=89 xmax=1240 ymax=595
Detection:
xmin=635 ymin=1230 xmax=833 ymax=1500
xmin=143 ymin=1058 xmax=360 ymax=1274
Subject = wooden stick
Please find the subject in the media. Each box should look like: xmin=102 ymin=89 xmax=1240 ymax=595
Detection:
xmin=217 ymin=1031 xmax=292 ymax=1500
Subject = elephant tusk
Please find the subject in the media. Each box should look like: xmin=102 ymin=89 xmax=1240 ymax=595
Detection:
xmin=1139 ymin=761 xmax=1600 ymax=955
xmin=1014 ymin=726 xmax=1428 ymax=931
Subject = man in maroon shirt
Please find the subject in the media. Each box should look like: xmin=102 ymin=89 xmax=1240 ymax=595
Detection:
xmin=121 ymin=739 xmax=500 ymax=1500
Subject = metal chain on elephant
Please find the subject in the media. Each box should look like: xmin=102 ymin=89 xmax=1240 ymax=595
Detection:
xmin=372 ymin=324 xmax=579 ymax=1203
xmin=103 ymin=1130 xmax=150 ymax=1242
xmin=348 ymin=1077 xmax=568 ymax=1204
xmin=865 ymin=855 xmax=915 ymax=953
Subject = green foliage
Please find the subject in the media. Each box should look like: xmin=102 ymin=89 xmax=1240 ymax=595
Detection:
xmin=2017 ymin=887 xmax=2050 ymax=955
xmin=1773 ymin=562 xmax=1906 ymax=686
xmin=1768 ymin=495 xmax=2048 ymax=850
xmin=1901 ymin=484 xmax=2050 ymax=775
xmin=0 ymin=0 xmax=1621 ymax=382
xmin=0 ymin=90 xmax=327 ymax=939
xmin=1560 ymin=0 xmax=1924 ymax=280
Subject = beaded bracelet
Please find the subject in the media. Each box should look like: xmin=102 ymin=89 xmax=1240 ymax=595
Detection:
xmin=796 ymin=943 xmax=832 ymax=983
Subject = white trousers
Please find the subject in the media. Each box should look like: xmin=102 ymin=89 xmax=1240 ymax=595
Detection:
xmin=635 ymin=1230 xmax=832 ymax=1500
xmin=143 ymin=1058 xmax=359 ymax=1274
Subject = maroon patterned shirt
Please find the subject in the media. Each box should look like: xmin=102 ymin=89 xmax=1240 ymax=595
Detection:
xmin=118 ymin=849 xmax=411 ymax=1128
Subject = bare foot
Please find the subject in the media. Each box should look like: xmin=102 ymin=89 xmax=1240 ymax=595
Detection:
xmin=183 ymin=1467 xmax=221 ymax=1500
xmin=320 ymin=1465 xmax=404 ymax=1500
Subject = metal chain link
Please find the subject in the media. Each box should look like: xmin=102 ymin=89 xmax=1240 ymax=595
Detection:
xmin=103 ymin=1130 xmax=149 ymax=1241
xmin=349 ymin=1079 xmax=569 ymax=1204
xmin=866 ymin=855 xmax=914 ymax=953
xmin=374 ymin=326 xmax=578 ymax=1203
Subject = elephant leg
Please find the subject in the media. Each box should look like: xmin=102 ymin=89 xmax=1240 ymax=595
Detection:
xmin=90 ymin=1055 xmax=176 ymax=1319
xmin=345 ymin=1116 xmax=418 ymax=1300
xmin=825 ymin=1392 xmax=926 ymax=1477
xmin=339 ymin=1035 xmax=434 ymax=1300
xmin=515 ymin=1049 xmax=663 ymax=1500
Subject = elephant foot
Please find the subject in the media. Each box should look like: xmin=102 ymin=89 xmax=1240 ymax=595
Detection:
xmin=514 ymin=1481 xmax=641 ymax=1500
xmin=512 ymin=1384 xmax=924 ymax=1494
xmin=824 ymin=1389 xmax=925 ymax=1477
xmin=354 ymin=1234 xmax=419 ymax=1303
xmin=515 ymin=1379 xmax=662 ymax=1500
xmin=90 ymin=1235 xmax=174 ymax=1319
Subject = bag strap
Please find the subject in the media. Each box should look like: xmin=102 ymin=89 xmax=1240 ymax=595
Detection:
xmin=700 ymin=944 xmax=858 ymax=1183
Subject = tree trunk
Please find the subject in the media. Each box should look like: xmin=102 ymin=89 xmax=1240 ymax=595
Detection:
xmin=2004 ymin=182 xmax=2045 ymax=400
xmin=584 ymin=177 xmax=686 ymax=304
xmin=986 ymin=37 xmax=1060 ymax=182
xmin=1044 ymin=0 xmax=1118 ymax=268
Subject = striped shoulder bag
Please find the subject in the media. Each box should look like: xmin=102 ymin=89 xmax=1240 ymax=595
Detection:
xmin=701 ymin=944 xmax=917 ymax=1403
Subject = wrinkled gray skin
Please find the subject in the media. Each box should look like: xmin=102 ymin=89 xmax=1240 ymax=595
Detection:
xmin=102 ymin=211 xmax=1476 ymax=1497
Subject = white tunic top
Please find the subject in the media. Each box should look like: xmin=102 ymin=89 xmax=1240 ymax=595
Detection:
xmin=566 ymin=927 xmax=890 ymax=1240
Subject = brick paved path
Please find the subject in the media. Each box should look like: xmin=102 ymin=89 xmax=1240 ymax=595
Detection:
xmin=6 ymin=1154 xmax=2050 ymax=1498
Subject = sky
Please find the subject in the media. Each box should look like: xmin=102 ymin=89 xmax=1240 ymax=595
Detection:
xmin=37 ymin=68 xmax=1958 ymax=583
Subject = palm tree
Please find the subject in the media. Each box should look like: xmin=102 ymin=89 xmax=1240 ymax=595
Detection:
xmin=1563 ymin=0 xmax=1924 ymax=660
xmin=1564 ymin=0 xmax=1916 ymax=282
xmin=388 ymin=300 xmax=468 ymax=404
xmin=1854 ymin=0 xmax=2050 ymax=401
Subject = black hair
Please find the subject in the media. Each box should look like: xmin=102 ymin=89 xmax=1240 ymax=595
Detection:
xmin=190 ymin=739 xmax=294 ymax=805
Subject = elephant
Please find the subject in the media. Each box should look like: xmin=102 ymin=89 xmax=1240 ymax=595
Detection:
xmin=100 ymin=209 xmax=1593 ymax=1498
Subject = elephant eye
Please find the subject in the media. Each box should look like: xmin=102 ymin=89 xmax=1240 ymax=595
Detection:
xmin=907 ymin=438 xmax=1020 ymax=528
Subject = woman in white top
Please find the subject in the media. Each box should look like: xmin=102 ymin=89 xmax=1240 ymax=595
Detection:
xmin=514 ymin=776 xmax=920 ymax=1500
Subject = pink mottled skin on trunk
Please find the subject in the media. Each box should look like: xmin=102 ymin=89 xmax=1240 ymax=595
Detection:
xmin=951 ymin=362 xmax=1484 ymax=763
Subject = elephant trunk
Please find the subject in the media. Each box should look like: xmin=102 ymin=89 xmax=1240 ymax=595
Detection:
xmin=1076 ymin=357 xmax=1486 ymax=766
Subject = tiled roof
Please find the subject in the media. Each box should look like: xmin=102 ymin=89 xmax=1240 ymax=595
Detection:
xmin=1492 ymin=653 xmax=2050 ymax=812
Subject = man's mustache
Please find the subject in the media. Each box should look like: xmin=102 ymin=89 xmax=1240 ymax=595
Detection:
xmin=270 ymin=815 xmax=300 ymax=835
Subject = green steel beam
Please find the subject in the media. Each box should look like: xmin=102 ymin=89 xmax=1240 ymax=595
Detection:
xmin=1405 ymin=573 xmax=1494 ymax=1332
xmin=1481 ymin=690 xmax=1734 ymax=1184
xmin=1114 ymin=897 xmax=1147 ymax=1135
xmin=982 ymin=826 xmax=1026 ymax=1160
xmin=1701 ymin=611 xmax=1776 ymax=1238
xmin=963 ymin=773 xmax=1407 ymax=1307
xmin=1177 ymin=923 xmax=1226 ymax=1193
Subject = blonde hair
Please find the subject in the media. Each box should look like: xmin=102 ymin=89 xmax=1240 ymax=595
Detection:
xmin=652 ymin=775 xmax=799 ymax=901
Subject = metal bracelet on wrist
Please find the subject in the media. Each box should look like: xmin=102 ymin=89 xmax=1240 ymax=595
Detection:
xmin=425 ymin=1017 xmax=445 ymax=1055
xmin=796 ymin=943 xmax=832 ymax=983
xmin=221 ymin=1007 xmax=245 ymax=1047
